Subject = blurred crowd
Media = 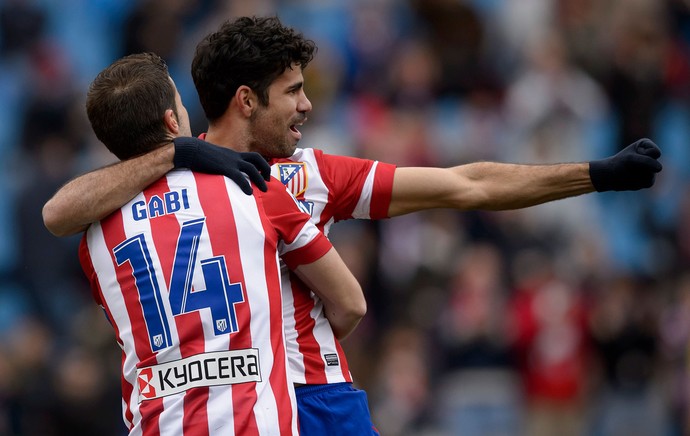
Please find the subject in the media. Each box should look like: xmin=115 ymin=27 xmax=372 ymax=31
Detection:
xmin=0 ymin=0 xmax=689 ymax=435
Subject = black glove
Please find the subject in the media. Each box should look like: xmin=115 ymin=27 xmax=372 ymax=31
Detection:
xmin=589 ymin=138 xmax=662 ymax=192
xmin=173 ymin=137 xmax=271 ymax=195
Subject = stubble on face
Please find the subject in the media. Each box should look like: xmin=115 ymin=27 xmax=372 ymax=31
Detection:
xmin=247 ymin=101 xmax=299 ymax=159
xmin=245 ymin=65 xmax=309 ymax=159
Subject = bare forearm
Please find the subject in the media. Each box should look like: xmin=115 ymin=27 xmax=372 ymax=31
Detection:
xmin=389 ymin=162 xmax=594 ymax=216
xmin=43 ymin=143 xmax=174 ymax=236
xmin=320 ymin=302 xmax=365 ymax=340
xmin=456 ymin=161 xmax=594 ymax=209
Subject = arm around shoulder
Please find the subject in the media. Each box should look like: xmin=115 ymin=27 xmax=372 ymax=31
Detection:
xmin=43 ymin=143 xmax=175 ymax=236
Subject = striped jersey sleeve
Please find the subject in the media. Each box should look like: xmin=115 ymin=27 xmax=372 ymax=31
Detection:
xmin=256 ymin=178 xmax=331 ymax=270
xmin=313 ymin=149 xmax=396 ymax=222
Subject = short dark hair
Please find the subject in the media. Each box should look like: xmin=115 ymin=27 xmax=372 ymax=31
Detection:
xmin=192 ymin=16 xmax=316 ymax=121
xmin=86 ymin=52 xmax=177 ymax=160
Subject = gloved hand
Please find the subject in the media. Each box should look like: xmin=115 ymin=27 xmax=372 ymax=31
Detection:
xmin=173 ymin=137 xmax=271 ymax=195
xmin=589 ymin=138 xmax=662 ymax=192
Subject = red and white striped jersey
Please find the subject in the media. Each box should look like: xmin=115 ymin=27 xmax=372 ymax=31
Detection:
xmin=79 ymin=170 xmax=332 ymax=436
xmin=271 ymin=148 xmax=396 ymax=384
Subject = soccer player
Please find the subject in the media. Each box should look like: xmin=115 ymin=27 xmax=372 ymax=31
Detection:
xmin=77 ymin=52 xmax=365 ymax=435
xmin=43 ymin=16 xmax=663 ymax=435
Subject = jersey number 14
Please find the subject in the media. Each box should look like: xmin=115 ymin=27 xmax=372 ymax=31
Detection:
xmin=113 ymin=217 xmax=245 ymax=352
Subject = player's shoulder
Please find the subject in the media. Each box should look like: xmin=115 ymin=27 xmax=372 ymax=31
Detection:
xmin=272 ymin=147 xmax=370 ymax=174
xmin=293 ymin=147 xmax=365 ymax=165
xmin=270 ymin=148 xmax=321 ymax=168
xmin=289 ymin=147 xmax=319 ymax=161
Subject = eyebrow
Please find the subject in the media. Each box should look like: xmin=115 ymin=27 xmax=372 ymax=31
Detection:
xmin=286 ymin=81 xmax=303 ymax=93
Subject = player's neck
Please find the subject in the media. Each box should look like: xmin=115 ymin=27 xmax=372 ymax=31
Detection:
xmin=205 ymin=124 xmax=251 ymax=153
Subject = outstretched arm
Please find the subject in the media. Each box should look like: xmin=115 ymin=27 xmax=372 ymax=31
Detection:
xmin=389 ymin=161 xmax=592 ymax=216
xmin=43 ymin=137 xmax=271 ymax=237
xmin=43 ymin=143 xmax=175 ymax=236
xmin=388 ymin=138 xmax=662 ymax=217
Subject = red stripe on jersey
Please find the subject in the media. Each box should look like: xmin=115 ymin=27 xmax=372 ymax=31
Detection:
xmin=261 ymin=178 xmax=312 ymax=242
xmin=176 ymin=310 xmax=208 ymax=434
xmin=79 ymin=235 xmax=105 ymax=306
xmin=260 ymin=178 xmax=331 ymax=269
xmin=79 ymin=238 xmax=136 ymax=428
xmin=333 ymin=337 xmax=351 ymax=381
xmin=290 ymin=276 xmax=326 ymax=384
xmin=370 ymin=162 xmax=396 ymax=219
xmin=99 ymin=210 xmax=164 ymax=436
xmin=143 ymin=179 xmax=211 ymax=435
xmin=181 ymin=389 xmax=211 ymax=436
xmin=313 ymin=149 xmax=372 ymax=222
xmin=259 ymin=181 xmax=338 ymax=385
xmin=121 ymin=375 xmax=135 ymax=430
xmin=279 ymin=235 xmax=331 ymax=271
xmin=144 ymin=178 xmax=179 ymax=290
xmin=101 ymin=211 xmax=154 ymax=364
xmin=141 ymin=400 xmax=165 ymax=436
xmin=194 ymin=173 xmax=258 ymax=436
xmin=256 ymin=188 xmax=295 ymax=429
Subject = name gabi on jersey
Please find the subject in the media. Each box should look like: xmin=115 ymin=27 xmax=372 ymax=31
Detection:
xmin=137 ymin=349 xmax=261 ymax=401
xmin=132 ymin=189 xmax=190 ymax=221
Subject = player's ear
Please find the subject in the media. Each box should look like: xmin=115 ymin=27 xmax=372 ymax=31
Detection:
xmin=163 ymin=109 xmax=179 ymax=134
xmin=235 ymin=85 xmax=256 ymax=118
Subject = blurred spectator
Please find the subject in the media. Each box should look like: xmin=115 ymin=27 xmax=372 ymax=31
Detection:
xmin=503 ymin=29 xmax=610 ymax=164
xmin=16 ymin=134 xmax=87 ymax=333
xmin=507 ymin=248 xmax=591 ymax=436
xmin=121 ymin=0 xmax=200 ymax=59
xmin=410 ymin=0 xmax=488 ymax=96
xmin=369 ymin=326 xmax=433 ymax=436
xmin=14 ymin=43 xmax=90 ymax=334
xmin=386 ymin=37 xmax=441 ymax=108
xmin=345 ymin=1 xmax=402 ymax=97
xmin=588 ymin=275 xmax=671 ymax=436
xmin=603 ymin=0 xmax=669 ymax=148
xmin=428 ymin=75 xmax=507 ymax=165
xmin=2 ymin=318 xmax=55 ymax=435
xmin=659 ymin=274 xmax=690 ymax=435
xmin=0 ymin=0 xmax=46 ymax=58
xmin=678 ymin=189 xmax=690 ymax=268
xmin=20 ymin=43 xmax=84 ymax=153
xmin=49 ymin=345 xmax=123 ymax=435
xmin=434 ymin=243 xmax=522 ymax=436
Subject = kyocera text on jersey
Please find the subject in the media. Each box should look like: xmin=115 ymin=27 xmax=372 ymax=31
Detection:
xmin=132 ymin=189 xmax=190 ymax=221
xmin=136 ymin=349 xmax=261 ymax=401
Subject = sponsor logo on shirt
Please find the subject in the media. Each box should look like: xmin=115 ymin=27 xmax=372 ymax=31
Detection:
xmin=324 ymin=353 xmax=340 ymax=367
xmin=137 ymin=349 xmax=261 ymax=401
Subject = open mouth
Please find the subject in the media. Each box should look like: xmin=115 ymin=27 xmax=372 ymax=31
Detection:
xmin=289 ymin=122 xmax=303 ymax=139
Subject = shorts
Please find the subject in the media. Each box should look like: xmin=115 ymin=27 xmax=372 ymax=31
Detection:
xmin=296 ymin=382 xmax=379 ymax=435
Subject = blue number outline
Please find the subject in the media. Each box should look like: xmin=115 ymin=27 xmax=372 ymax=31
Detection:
xmin=113 ymin=218 xmax=244 ymax=351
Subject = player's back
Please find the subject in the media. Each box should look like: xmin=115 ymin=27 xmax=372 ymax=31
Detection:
xmin=79 ymin=169 xmax=298 ymax=435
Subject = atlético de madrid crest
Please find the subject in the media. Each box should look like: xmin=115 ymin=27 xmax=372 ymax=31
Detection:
xmin=277 ymin=162 xmax=308 ymax=197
